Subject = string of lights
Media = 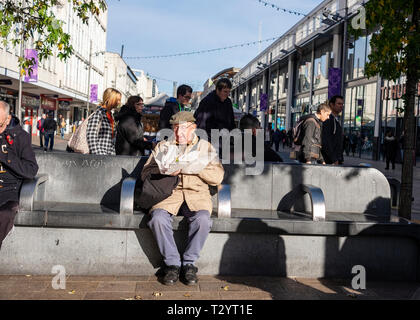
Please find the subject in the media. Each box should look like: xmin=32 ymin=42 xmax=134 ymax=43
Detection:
xmin=124 ymin=36 xmax=279 ymax=60
xmin=256 ymin=0 xmax=308 ymax=17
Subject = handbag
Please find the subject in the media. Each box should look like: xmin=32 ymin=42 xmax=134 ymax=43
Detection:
xmin=67 ymin=111 xmax=101 ymax=154
xmin=136 ymin=174 xmax=180 ymax=210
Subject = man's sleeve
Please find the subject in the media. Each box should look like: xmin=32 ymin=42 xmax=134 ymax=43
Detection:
xmin=321 ymin=119 xmax=335 ymax=163
xmin=0 ymin=132 xmax=38 ymax=179
xmin=158 ymin=105 xmax=172 ymax=130
xmin=228 ymin=103 xmax=235 ymax=130
xmin=301 ymin=120 xmax=319 ymax=162
xmin=194 ymin=100 xmax=209 ymax=131
xmin=197 ymin=143 xmax=224 ymax=186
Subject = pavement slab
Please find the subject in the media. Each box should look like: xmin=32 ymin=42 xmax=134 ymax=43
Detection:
xmin=1 ymin=274 xmax=419 ymax=300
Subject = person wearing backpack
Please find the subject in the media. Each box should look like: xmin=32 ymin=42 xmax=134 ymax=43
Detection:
xmin=36 ymin=113 xmax=46 ymax=148
xmin=293 ymin=103 xmax=331 ymax=164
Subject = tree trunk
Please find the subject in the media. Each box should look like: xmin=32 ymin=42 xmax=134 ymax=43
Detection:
xmin=398 ymin=0 xmax=420 ymax=220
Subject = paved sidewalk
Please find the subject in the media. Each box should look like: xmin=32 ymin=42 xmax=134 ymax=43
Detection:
xmin=0 ymin=274 xmax=419 ymax=300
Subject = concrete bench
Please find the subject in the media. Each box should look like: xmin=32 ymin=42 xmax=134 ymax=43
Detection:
xmin=3 ymin=152 xmax=419 ymax=281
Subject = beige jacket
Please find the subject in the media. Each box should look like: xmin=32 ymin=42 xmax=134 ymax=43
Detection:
xmin=141 ymin=134 xmax=224 ymax=215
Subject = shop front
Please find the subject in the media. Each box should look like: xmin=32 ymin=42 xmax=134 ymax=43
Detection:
xmin=21 ymin=94 xmax=40 ymax=135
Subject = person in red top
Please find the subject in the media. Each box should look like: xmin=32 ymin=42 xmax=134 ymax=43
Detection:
xmin=37 ymin=114 xmax=46 ymax=148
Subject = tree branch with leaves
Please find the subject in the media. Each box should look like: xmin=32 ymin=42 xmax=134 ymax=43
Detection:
xmin=0 ymin=0 xmax=106 ymax=76
xmin=350 ymin=0 xmax=420 ymax=219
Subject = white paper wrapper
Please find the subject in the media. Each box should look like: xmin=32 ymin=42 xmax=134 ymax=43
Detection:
xmin=153 ymin=142 xmax=218 ymax=175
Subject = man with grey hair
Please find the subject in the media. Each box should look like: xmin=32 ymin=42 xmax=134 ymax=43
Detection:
xmin=0 ymin=101 xmax=38 ymax=249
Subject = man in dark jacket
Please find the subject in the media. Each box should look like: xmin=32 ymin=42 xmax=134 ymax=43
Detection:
xmin=158 ymin=85 xmax=193 ymax=131
xmin=115 ymin=96 xmax=153 ymax=156
xmin=0 ymin=101 xmax=38 ymax=249
xmin=42 ymin=112 xmax=57 ymax=152
xmin=194 ymin=78 xmax=235 ymax=141
xmin=322 ymin=95 xmax=344 ymax=164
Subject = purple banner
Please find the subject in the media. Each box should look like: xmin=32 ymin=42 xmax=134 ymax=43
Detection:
xmin=90 ymin=84 xmax=98 ymax=103
xmin=24 ymin=49 xmax=38 ymax=83
xmin=328 ymin=67 xmax=342 ymax=99
xmin=260 ymin=93 xmax=268 ymax=112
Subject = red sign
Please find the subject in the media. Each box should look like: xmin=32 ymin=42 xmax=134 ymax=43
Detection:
xmin=41 ymin=95 xmax=57 ymax=110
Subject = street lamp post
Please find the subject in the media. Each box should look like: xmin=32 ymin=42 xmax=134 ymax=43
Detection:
xmin=86 ymin=40 xmax=92 ymax=116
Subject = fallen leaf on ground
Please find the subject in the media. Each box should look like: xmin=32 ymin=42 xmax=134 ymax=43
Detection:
xmin=68 ymin=290 xmax=76 ymax=295
xmin=134 ymin=295 xmax=142 ymax=300
xmin=152 ymin=292 xmax=162 ymax=297
xmin=25 ymin=275 xmax=32 ymax=278
xmin=123 ymin=297 xmax=134 ymax=300
xmin=222 ymin=286 xmax=229 ymax=291
xmin=184 ymin=293 xmax=192 ymax=297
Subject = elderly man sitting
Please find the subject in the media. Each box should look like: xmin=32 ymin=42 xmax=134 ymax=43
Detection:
xmin=141 ymin=111 xmax=224 ymax=285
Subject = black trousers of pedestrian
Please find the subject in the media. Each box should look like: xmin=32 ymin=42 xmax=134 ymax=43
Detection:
xmin=386 ymin=155 xmax=396 ymax=169
xmin=39 ymin=132 xmax=44 ymax=148
xmin=0 ymin=201 xmax=19 ymax=249
xmin=274 ymin=141 xmax=280 ymax=152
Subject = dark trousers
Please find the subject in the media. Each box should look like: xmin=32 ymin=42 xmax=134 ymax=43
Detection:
xmin=386 ymin=155 xmax=396 ymax=169
xmin=0 ymin=201 xmax=19 ymax=249
xmin=147 ymin=206 xmax=212 ymax=267
xmin=39 ymin=132 xmax=44 ymax=147
xmin=274 ymin=141 xmax=280 ymax=152
xmin=44 ymin=133 xmax=54 ymax=150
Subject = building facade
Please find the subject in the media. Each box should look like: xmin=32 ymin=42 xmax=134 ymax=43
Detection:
xmin=104 ymin=52 xmax=139 ymax=104
xmin=0 ymin=0 xmax=108 ymax=135
xmin=231 ymin=0 xmax=420 ymax=159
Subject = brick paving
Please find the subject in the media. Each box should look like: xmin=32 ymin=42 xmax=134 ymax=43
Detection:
xmin=0 ymin=274 xmax=419 ymax=300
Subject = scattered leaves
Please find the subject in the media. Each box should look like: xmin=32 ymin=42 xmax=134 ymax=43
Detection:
xmin=152 ymin=292 xmax=162 ymax=297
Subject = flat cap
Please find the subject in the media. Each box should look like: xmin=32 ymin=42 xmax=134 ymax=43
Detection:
xmin=169 ymin=111 xmax=196 ymax=124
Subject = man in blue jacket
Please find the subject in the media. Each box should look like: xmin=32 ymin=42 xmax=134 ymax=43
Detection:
xmin=158 ymin=84 xmax=193 ymax=131
xmin=0 ymin=101 xmax=38 ymax=249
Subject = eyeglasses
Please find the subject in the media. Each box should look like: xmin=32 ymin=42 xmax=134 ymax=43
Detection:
xmin=182 ymin=95 xmax=192 ymax=101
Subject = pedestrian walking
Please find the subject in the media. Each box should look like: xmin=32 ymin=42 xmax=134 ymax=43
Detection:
xmin=59 ymin=115 xmax=66 ymax=139
xmin=194 ymin=78 xmax=236 ymax=141
xmin=0 ymin=101 xmax=38 ymax=249
xmin=297 ymin=103 xmax=331 ymax=164
xmin=36 ymin=113 xmax=46 ymax=148
xmin=272 ymin=128 xmax=282 ymax=152
xmin=115 ymin=96 xmax=153 ymax=156
xmin=384 ymin=130 xmax=398 ymax=170
xmin=158 ymin=85 xmax=193 ymax=131
xmin=141 ymin=111 xmax=224 ymax=285
xmin=87 ymin=88 xmax=121 ymax=155
xmin=42 ymin=112 xmax=57 ymax=152
xmin=322 ymin=95 xmax=344 ymax=165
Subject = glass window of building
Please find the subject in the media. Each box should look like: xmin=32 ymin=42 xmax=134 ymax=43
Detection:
xmin=296 ymin=53 xmax=312 ymax=93
xmin=313 ymin=45 xmax=330 ymax=90
xmin=269 ymin=70 xmax=278 ymax=102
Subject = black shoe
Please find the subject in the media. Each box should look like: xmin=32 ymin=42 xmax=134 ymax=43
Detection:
xmin=162 ymin=265 xmax=180 ymax=285
xmin=182 ymin=264 xmax=198 ymax=285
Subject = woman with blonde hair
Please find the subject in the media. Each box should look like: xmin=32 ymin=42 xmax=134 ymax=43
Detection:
xmin=86 ymin=88 xmax=122 ymax=155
